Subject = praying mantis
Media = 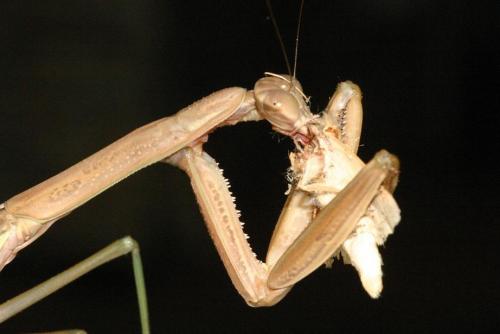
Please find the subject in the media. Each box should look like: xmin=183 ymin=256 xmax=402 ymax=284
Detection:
xmin=0 ymin=72 xmax=400 ymax=328
xmin=0 ymin=1 xmax=401 ymax=333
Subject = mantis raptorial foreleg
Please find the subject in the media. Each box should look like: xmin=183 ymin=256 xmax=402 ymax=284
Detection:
xmin=267 ymin=150 xmax=399 ymax=290
xmin=166 ymin=143 xmax=399 ymax=306
xmin=0 ymin=87 xmax=256 ymax=270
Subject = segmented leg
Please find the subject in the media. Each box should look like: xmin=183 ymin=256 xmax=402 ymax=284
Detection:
xmin=0 ymin=237 xmax=149 ymax=334
xmin=167 ymin=146 xmax=399 ymax=306
xmin=324 ymin=81 xmax=363 ymax=153
xmin=165 ymin=145 xmax=291 ymax=306
xmin=0 ymin=87 xmax=253 ymax=271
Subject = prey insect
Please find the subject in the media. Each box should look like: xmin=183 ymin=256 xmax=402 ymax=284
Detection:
xmin=0 ymin=1 xmax=401 ymax=331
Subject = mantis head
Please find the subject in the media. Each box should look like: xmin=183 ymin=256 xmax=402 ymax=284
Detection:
xmin=254 ymin=73 xmax=314 ymax=142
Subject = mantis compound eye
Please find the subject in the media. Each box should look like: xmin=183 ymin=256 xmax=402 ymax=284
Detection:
xmin=260 ymin=90 xmax=305 ymax=134
xmin=254 ymin=74 xmax=313 ymax=137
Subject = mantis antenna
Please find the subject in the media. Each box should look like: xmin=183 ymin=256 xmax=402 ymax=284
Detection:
xmin=265 ymin=0 xmax=292 ymax=77
xmin=293 ymin=0 xmax=305 ymax=81
xmin=265 ymin=0 xmax=305 ymax=83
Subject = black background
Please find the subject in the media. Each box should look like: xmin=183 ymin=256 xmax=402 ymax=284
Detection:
xmin=0 ymin=0 xmax=498 ymax=332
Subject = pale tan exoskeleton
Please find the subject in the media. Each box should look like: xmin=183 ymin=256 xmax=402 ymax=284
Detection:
xmin=0 ymin=5 xmax=401 ymax=333
xmin=0 ymin=71 xmax=400 ymax=311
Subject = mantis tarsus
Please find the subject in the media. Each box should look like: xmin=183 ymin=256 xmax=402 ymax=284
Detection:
xmin=0 ymin=2 xmax=401 ymax=333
